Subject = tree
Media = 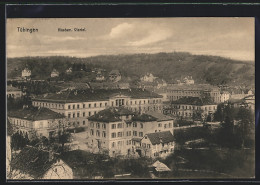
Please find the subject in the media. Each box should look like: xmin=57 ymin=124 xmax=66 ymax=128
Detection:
xmin=236 ymin=107 xmax=254 ymax=148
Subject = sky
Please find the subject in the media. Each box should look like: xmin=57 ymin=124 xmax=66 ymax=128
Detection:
xmin=6 ymin=18 xmax=254 ymax=61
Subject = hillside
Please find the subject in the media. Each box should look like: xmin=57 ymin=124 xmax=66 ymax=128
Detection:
xmin=7 ymin=52 xmax=255 ymax=87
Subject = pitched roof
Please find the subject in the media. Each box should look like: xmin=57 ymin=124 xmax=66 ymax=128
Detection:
xmin=152 ymin=161 xmax=171 ymax=172
xmin=109 ymin=70 xmax=121 ymax=75
xmin=145 ymin=131 xmax=174 ymax=145
xmin=10 ymin=146 xmax=53 ymax=179
xmin=146 ymin=111 xmax=174 ymax=121
xmin=8 ymin=107 xmax=65 ymax=121
xmin=32 ymin=89 xmax=162 ymax=103
xmin=88 ymin=107 xmax=134 ymax=122
xmin=7 ymin=85 xmax=21 ymax=92
xmin=131 ymin=113 xmax=157 ymax=122
xmin=172 ymin=97 xmax=215 ymax=106
xmin=167 ymin=84 xmax=218 ymax=91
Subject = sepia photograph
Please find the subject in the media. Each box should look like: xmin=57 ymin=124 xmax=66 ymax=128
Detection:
xmin=6 ymin=17 xmax=255 ymax=180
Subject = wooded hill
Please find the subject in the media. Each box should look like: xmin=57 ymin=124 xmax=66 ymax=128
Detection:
xmin=7 ymin=52 xmax=254 ymax=87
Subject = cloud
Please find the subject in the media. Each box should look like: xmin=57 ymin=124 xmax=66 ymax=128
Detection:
xmin=128 ymin=28 xmax=173 ymax=46
xmin=109 ymin=23 xmax=134 ymax=38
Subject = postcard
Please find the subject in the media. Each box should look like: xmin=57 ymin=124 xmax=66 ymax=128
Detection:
xmin=6 ymin=17 xmax=255 ymax=180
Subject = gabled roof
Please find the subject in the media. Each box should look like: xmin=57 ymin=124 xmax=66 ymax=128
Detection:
xmin=109 ymin=70 xmax=121 ymax=75
xmin=88 ymin=107 xmax=134 ymax=122
xmin=152 ymin=161 xmax=171 ymax=172
xmin=146 ymin=111 xmax=173 ymax=121
xmin=8 ymin=107 xmax=65 ymax=121
xmin=172 ymin=97 xmax=215 ymax=106
xmin=132 ymin=113 xmax=157 ymax=122
xmin=7 ymin=85 xmax=21 ymax=92
xmin=11 ymin=146 xmax=53 ymax=179
xmin=32 ymin=89 xmax=162 ymax=103
xmin=145 ymin=131 xmax=174 ymax=145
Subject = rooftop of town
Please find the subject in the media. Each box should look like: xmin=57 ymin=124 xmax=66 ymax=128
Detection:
xmin=171 ymin=97 xmax=216 ymax=106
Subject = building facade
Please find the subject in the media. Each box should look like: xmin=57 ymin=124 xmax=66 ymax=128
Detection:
xmin=21 ymin=68 xmax=31 ymax=79
xmin=7 ymin=85 xmax=23 ymax=99
xmin=8 ymin=107 xmax=65 ymax=139
xmin=31 ymin=89 xmax=164 ymax=127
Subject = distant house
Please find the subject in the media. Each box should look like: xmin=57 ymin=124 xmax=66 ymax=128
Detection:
xmin=140 ymin=131 xmax=175 ymax=158
xmin=10 ymin=146 xmax=73 ymax=179
xmin=177 ymin=76 xmax=194 ymax=85
xmin=220 ymin=91 xmax=230 ymax=103
xmin=109 ymin=70 xmax=121 ymax=82
xmin=7 ymin=85 xmax=23 ymax=99
xmin=66 ymin=67 xmax=72 ymax=74
xmin=8 ymin=107 xmax=65 ymax=139
xmin=140 ymin=73 xmax=157 ymax=82
xmin=96 ymin=72 xmax=105 ymax=81
xmin=51 ymin=69 xmax=59 ymax=78
xmin=21 ymin=68 xmax=31 ymax=79
xmin=167 ymin=97 xmax=217 ymax=120
xmin=155 ymin=78 xmax=167 ymax=88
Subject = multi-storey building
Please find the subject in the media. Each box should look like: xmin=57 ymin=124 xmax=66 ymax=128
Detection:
xmin=140 ymin=131 xmax=174 ymax=158
xmin=32 ymin=89 xmax=163 ymax=127
xmin=51 ymin=69 xmax=59 ymax=78
xmin=21 ymin=68 xmax=31 ymax=79
xmin=85 ymin=106 xmax=175 ymax=157
xmin=165 ymin=84 xmax=221 ymax=103
xmin=7 ymin=85 xmax=23 ymax=99
xmin=8 ymin=107 xmax=65 ymax=139
xmin=164 ymin=97 xmax=217 ymax=120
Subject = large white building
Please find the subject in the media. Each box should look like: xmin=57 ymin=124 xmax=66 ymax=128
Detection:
xmin=8 ymin=107 xmax=65 ymax=139
xmin=21 ymin=68 xmax=31 ymax=79
xmin=31 ymin=89 xmax=164 ymax=127
xmin=86 ymin=107 xmax=175 ymax=157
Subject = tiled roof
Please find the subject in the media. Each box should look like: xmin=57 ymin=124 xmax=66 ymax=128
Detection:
xmin=8 ymin=107 xmax=65 ymax=121
xmin=172 ymin=97 xmax=215 ymax=106
xmin=145 ymin=111 xmax=173 ymax=121
xmin=7 ymin=85 xmax=21 ymax=92
xmin=32 ymin=89 xmax=162 ymax=103
xmin=88 ymin=107 xmax=134 ymax=122
xmin=131 ymin=113 xmax=157 ymax=122
xmin=145 ymin=131 xmax=174 ymax=145
xmin=109 ymin=70 xmax=121 ymax=75
xmin=167 ymin=84 xmax=218 ymax=91
xmin=11 ymin=146 xmax=53 ymax=178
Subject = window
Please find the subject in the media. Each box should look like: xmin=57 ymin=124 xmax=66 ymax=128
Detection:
xmin=133 ymin=122 xmax=137 ymax=127
xmin=77 ymin=112 xmax=80 ymax=117
xmin=96 ymin=130 xmax=100 ymax=137
xmin=102 ymin=131 xmax=106 ymax=138
xmin=105 ymin=103 xmax=107 ymax=106
xmin=133 ymin=131 xmax=137 ymax=136
xmin=111 ymin=132 xmax=116 ymax=138
xmin=147 ymin=144 xmax=151 ymax=148
xmin=100 ymin=103 xmax=102 ymax=107
xmin=89 ymin=112 xmax=91 ymax=116
xmin=112 ymin=142 xmax=116 ymax=147
xmin=96 ymin=123 xmax=100 ymax=129
xmin=68 ymin=105 xmax=71 ymax=109
xmin=126 ymin=123 xmax=131 ymax=128
xmin=118 ymin=132 xmax=123 ymax=137
xmin=164 ymin=124 xmax=167 ymax=129
xmin=73 ymin=113 xmax=75 ymax=118
xmin=90 ymin=129 xmax=94 ymax=136
xmin=83 ymin=121 xmax=86 ymax=125
xmin=68 ymin=113 xmax=71 ymax=118
xmin=77 ymin=104 xmax=80 ymax=109
xmin=94 ymin=103 xmax=96 ymax=107
xmin=140 ymin=123 xmax=143 ymax=128
xmin=169 ymin=122 xmax=172 ymax=128
xmin=102 ymin=123 xmax=106 ymax=129
xmin=83 ymin=104 xmax=85 ymax=108
xmin=158 ymin=123 xmax=162 ymax=127
xmin=73 ymin=105 xmax=75 ymax=109
xmin=126 ymin=131 xmax=131 ymax=136
xmin=112 ymin=124 xmax=116 ymax=129
xmin=117 ymin=123 xmax=123 ymax=128
xmin=89 ymin=104 xmax=91 ymax=108
xmin=83 ymin=112 xmax=85 ymax=117
xmin=139 ymin=132 xmax=143 ymax=137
